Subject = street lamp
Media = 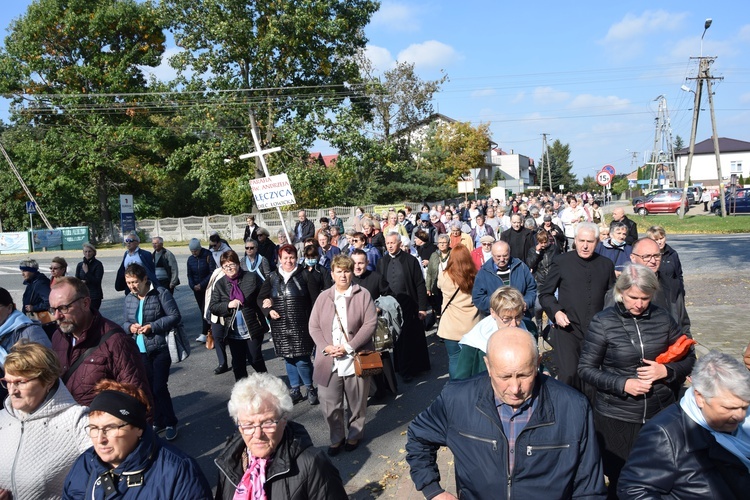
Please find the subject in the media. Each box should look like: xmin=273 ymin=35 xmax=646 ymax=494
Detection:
xmin=701 ymin=18 xmax=712 ymax=57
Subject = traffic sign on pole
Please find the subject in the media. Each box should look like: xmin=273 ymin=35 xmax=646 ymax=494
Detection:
xmin=602 ymin=164 xmax=616 ymax=177
xmin=596 ymin=171 xmax=612 ymax=186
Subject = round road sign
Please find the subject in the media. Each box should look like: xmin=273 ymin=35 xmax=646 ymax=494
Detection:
xmin=602 ymin=164 xmax=616 ymax=176
xmin=596 ymin=171 xmax=612 ymax=186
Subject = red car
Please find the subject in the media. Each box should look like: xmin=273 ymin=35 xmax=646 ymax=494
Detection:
xmin=633 ymin=191 xmax=689 ymax=215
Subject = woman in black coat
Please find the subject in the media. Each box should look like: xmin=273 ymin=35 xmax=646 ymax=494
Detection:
xmin=209 ymin=250 xmax=269 ymax=381
xmin=75 ymin=243 xmax=104 ymax=311
xmin=578 ymin=263 xmax=696 ymax=499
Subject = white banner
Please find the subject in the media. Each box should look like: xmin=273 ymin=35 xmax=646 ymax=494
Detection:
xmin=250 ymin=174 xmax=297 ymax=209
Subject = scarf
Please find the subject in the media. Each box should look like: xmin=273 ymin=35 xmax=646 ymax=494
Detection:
xmin=0 ymin=310 xmax=35 ymax=366
xmin=226 ymin=273 xmax=245 ymax=303
xmin=681 ymin=387 xmax=750 ymax=471
xmin=233 ymin=455 xmax=268 ymax=500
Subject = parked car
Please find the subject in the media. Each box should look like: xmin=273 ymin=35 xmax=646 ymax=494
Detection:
xmin=712 ymin=188 xmax=750 ymax=216
xmin=634 ymin=191 xmax=690 ymax=215
xmin=632 ymin=188 xmax=694 ymax=206
xmin=687 ymin=186 xmax=703 ymax=204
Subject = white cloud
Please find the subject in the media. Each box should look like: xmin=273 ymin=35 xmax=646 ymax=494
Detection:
xmin=568 ymin=94 xmax=630 ymax=111
xmin=397 ymin=40 xmax=462 ymax=70
xmin=370 ymin=1 xmax=421 ymax=32
xmin=140 ymin=47 xmax=183 ymax=82
xmin=602 ymin=10 xmax=686 ymax=43
xmin=532 ymin=87 xmax=570 ymax=105
xmin=471 ymin=88 xmax=496 ymax=98
xmin=365 ymin=45 xmax=396 ymax=72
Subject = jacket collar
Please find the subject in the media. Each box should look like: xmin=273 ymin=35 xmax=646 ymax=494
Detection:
xmin=475 ymin=374 xmax=554 ymax=430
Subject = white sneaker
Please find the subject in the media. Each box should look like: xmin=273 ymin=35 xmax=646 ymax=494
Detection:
xmin=195 ymin=334 xmax=207 ymax=343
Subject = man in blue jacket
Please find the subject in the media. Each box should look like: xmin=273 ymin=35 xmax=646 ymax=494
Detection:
xmin=406 ymin=328 xmax=606 ymax=500
xmin=115 ymin=232 xmax=158 ymax=294
xmin=472 ymin=241 xmax=536 ymax=317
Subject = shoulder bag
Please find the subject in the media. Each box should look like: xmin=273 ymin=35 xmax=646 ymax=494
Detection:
xmin=333 ymin=300 xmax=383 ymax=377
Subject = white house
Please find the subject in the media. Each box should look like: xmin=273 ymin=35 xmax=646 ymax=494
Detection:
xmin=489 ymin=148 xmax=536 ymax=194
xmin=675 ymin=137 xmax=749 ymax=187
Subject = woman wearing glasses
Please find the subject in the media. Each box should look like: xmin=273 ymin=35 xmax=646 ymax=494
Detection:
xmin=215 ymin=373 xmax=347 ymax=500
xmin=63 ymin=380 xmax=211 ymax=499
xmin=49 ymin=257 xmax=68 ymax=286
xmin=0 ymin=341 xmax=89 ymax=500
xmin=240 ymin=239 xmax=271 ymax=282
xmin=210 ymin=250 xmax=269 ymax=381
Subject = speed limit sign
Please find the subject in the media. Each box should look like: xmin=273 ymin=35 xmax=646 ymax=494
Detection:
xmin=596 ymin=170 xmax=612 ymax=186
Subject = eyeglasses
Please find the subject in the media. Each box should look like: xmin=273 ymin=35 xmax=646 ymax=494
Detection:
xmin=481 ymin=242 xmax=493 ymax=246
xmin=124 ymin=239 xmax=136 ymax=243
xmin=49 ymin=296 xmax=84 ymax=315
xmin=245 ymin=246 xmax=256 ymax=250
xmin=85 ymin=423 xmax=129 ymax=439
xmin=631 ymin=253 xmax=662 ymax=262
xmin=222 ymin=263 xmax=238 ymax=270
xmin=49 ymin=266 xmax=62 ymax=271
xmin=238 ymin=419 xmax=281 ymax=435
xmin=0 ymin=376 xmax=39 ymax=389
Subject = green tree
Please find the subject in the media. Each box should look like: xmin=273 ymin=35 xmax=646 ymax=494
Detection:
xmin=421 ymin=121 xmax=491 ymax=187
xmin=674 ymin=135 xmax=685 ymax=152
xmin=542 ymin=139 xmax=577 ymax=191
xmin=161 ymin=0 xmax=378 ymax=210
xmin=0 ymin=0 xmax=167 ymax=237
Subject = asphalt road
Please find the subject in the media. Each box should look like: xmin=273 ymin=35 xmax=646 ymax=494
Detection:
xmin=1 ymin=233 xmax=748 ymax=496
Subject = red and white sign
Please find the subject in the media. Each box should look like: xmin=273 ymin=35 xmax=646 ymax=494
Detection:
xmin=596 ymin=171 xmax=612 ymax=186
xmin=602 ymin=164 xmax=616 ymax=177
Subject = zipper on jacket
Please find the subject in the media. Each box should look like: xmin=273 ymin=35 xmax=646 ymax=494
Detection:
xmin=11 ymin=422 xmax=24 ymax=497
xmin=632 ymin=317 xmax=648 ymax=424
xmin=457 ymin=431 xmax=497 ymax=450
xmin=526 ymin=444 xmax=570 ymax=456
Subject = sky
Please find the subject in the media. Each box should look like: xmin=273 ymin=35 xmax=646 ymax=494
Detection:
xmin=1 ymin=1 xmax=749 ymax=183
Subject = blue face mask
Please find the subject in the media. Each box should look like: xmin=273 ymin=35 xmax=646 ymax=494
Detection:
xmin=305 ymin=258 xmax=318 ymax=267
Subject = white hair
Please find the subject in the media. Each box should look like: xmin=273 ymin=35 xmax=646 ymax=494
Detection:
xmin=227 ymin=373 xmax=293 ymax=422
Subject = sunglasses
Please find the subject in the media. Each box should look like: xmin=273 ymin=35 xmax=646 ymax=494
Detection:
xmin=245 ymin=246 xmax=256 ymax=250
xmin=124 ymin=239 xmax=136 ymax=243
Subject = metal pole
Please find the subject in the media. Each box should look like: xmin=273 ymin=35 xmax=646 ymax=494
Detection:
xmin=705 ymin=68 xmax=727 ymax=217
xmin=680 ymin=60 xmax=704 ymax=220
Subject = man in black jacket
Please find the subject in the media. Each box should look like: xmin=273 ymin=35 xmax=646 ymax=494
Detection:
xmin=500 ymin=213 xmax=534 ymax=261
xmin=612 ymin=207 xmax=638 ymax=245
xmin=539 ymin=223 xmax=615 ymax=396
xmin=293 ymin=210 xmax=315 ymax=242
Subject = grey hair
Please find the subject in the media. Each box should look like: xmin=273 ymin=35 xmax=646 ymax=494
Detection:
xmin=691 ymin=350 xmax=750 ymax=402
xmin=609 ymin=221 xmax=628 ymax=233
xmin=523 ymin=218 xmax=537 ymax=230
xmin=575 ymin=222 xmax=599 ymax=239
xmin=256 ymin=227 xmax=270 ymax=237
xmin=449 ymin=220 xmax=462 ymax=230
xmin=151 ymin=236 xmax=164 ymax=244
xmin=82 ymin=242 xmax=97 ymax=255
xmin=19 ymin=258 xmax=39 ymax=269
xmin=228 ymin=372 xmax=294 ymax=422
xmin=613 ymin=263 xmax=660 ymax=302
xmin=124 ymin=231 xmax=140 ymax=243
xmin=437 ymin=233 xmax=451 ymax=244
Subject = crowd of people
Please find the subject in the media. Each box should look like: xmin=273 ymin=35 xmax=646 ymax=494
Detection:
xmin=0 ymin=192 xmax=748 ymax=499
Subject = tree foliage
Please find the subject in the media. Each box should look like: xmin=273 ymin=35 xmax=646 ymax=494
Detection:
xmin=542 ymin=139 xmax=577 ymax=191
xmin=0 ymin=0 xmax=168 ymax=237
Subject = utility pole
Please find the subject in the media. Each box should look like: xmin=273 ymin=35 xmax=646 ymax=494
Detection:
xmin=681 ymin=55 xmax=725 ymax=218
xmin=0 ymin=142 xmax=53 ymax=230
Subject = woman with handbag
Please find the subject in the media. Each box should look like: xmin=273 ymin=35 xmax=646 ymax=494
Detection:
xmin=122 ymin=263 xmax=182 ymax=441
xmin=309 ymin=254 xmax=378 ymax=456
xmin=209 ymin=250 xmax=269 ymax=382
xmin=436 ymin=244 xmax=480 ymax=379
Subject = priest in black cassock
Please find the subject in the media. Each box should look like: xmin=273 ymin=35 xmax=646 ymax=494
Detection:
xmin=377 ymin=232 xmax=431 ymax=382
xmin=500 ymin=213 xmax=534 ymax=261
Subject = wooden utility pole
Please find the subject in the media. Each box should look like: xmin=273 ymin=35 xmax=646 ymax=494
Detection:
xmin=681 ymin=56 xmax=725 ymax=219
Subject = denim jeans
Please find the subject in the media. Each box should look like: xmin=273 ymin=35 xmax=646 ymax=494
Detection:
xmin=444 ymin=339 xmax=461 ymax=380
xmin=285 ymin=356 xmax=314 ymax=389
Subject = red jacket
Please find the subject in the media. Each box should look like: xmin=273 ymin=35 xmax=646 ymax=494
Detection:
xmin=51 ymin=313 xmax=151 ymax=406
xmin=471 ymin=247 xmax=487 ymax=271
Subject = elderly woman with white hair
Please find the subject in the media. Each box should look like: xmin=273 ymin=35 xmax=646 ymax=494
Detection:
xmin=619 ymin=350 xmax=750 ymax=499
xmin=214 ymin=373 xmax=348 ymax=500
xmin=579 ymin=263 xmax=696 ymax=498
xmin=447 ymin=220 xmax=473 ymax=250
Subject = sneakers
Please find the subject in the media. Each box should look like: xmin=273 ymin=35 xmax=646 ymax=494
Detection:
xmin=307 ymin=387 xmax=319 ymax=406
xmin=195 ymin=334 xmax=207 ymax=343
xmin=290 ymin=388 xmax=304 ymax=404
xmin=165 ymin=426 xmax=178 ymax=441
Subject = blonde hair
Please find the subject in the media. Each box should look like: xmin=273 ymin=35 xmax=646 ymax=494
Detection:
xmin=4 ymin=341 xmax=61 ymax=388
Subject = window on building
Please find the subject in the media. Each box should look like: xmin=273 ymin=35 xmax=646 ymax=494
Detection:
xmin=730 ymin=161 xmax=743 ymax=173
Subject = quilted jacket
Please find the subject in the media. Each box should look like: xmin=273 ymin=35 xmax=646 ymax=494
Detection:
xmin=0 ymin=381 xmax=90 ymax=500
xmin=122 ymin=284 xmax=181 ymax=353
xmin=258 ymin=266 xmax=314 ymax=358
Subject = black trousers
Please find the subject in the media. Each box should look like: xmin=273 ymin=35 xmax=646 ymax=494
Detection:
xmin=227 ymin=334 xmax=267 ymax=381
xmin=594 ymin=412 xmax=643 ymax=500
xmin=192 ymin=289 xmax=210 ymax=337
